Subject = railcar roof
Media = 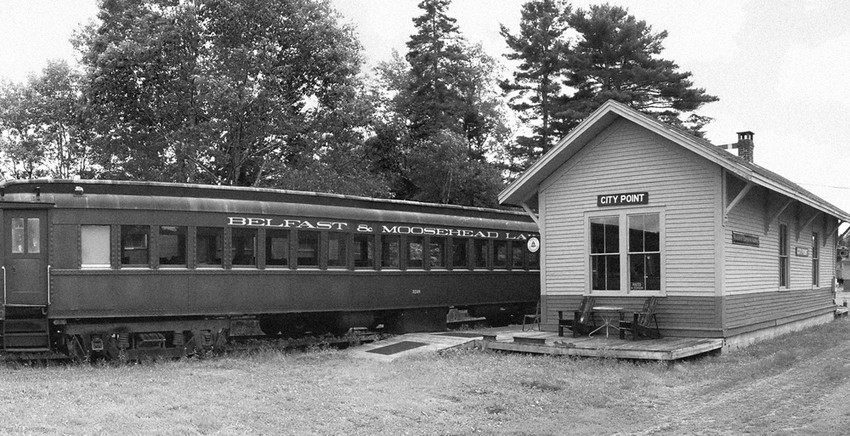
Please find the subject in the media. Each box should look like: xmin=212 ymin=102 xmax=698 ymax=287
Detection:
xmin=0 ymin=179 xmax=531 ymax=221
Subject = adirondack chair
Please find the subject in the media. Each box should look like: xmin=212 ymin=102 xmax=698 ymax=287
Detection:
xmin=620 ymin=296 xmax=661 ymax=340
xmin=558 ymin=296 xmax=596 ymax=337
xmin=522 ymin=301 xmax=541 ymax=331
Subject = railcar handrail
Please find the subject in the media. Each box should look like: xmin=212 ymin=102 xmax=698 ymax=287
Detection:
xmin=47 ymin=265 xmax=51 ymax=306
xmin=1 ymin=266 xmax=5 ymax=306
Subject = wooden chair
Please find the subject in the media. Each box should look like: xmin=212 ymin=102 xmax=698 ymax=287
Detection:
xmin=558 ymin=296 xmax=596 ymax=337
xmin=522 ymin=301 xmax=541 ymax=331
xmin=620 ymin=296 xmax=661 ymax=340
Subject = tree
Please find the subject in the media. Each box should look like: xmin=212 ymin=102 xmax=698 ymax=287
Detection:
xmin=404 ymin=0 xmax=469 ymax=139
xmin=0 ymin=60 xmax=89 ymax=180
xmin=501 ymin=2 xmax=718 ymax=171
xmin=563 ymin=4 xmax=718 ymax=135
xmin=500 ymin=0 xmax=572 ymax=173
xmin=367 ymin=0 xmax=509 ymax=206
xmin=76 ymin=0 xmax=384 ymax=194
xmin=406 ymin=130 xmax=503 ymax=207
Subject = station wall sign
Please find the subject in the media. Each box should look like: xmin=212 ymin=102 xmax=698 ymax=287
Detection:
xmin=732 ymin=231 xmax=760 ymax=247
xmin=795 ymin=247 xmax=810 ymax=257
xmin=597 ymin=192 xmax=649 ymax=207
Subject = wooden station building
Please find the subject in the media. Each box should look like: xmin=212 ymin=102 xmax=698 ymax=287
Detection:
xmin=499 ymin=100 xmax=850 ymax=346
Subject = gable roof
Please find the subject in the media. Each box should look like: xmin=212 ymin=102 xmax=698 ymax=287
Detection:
xmin=499 ymin=100 xmax=850 ymax=222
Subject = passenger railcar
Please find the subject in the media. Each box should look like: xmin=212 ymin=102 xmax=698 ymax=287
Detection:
xmin=0 ymin=180 xmax=539 ymax=359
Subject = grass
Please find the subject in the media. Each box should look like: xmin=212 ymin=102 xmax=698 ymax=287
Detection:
xmin=3 ymin=319 xmax=850 ymax=435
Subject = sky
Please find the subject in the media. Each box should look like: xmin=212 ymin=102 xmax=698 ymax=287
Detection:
xmin=1 ymin=0 xmax=849 ymax=214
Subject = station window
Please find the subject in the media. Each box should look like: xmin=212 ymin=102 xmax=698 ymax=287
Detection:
xmin=297 ymin=231 xmax=319 ymax=267
xmin=512 ymin=243 xmax=525 ymax=270
xmin=353 ymin=234 xmax=374 ymax=268
xmin=430 ymin=237 xmax=446 ymax=268
xmin=381 ymin=235 xmax=400 ymax=268
xmin=328 ymin=232 xmax=347 ymax=268
xmin=121 ymin=225 xmax=150 ymax=266
xmin=408 ymin=236 xmax=424 ymax=269
xmin=81 ymin=225 xmax=110 ymax=268
xmin=159 ymin=226 xmax=187 ymax=266
xmin=452 ymin=238 xmax=469 ymax=269
xmin=812 ymin=232 xmax=819 ymax=287
xmin=231 ymin=228 xmax=257 ymax=267
xmin=197 ymin=227 xmax=223 ymax=266
xmin=590 ymin=216 xmax=620 ymax=291
xmin=265 ymin=229 xmax=289 ymax=267
xmin=779 ymin=223 xmax=789 ymax=288
xmin=473 ymin=239 xmax=489 ymax=269
xmin=493 ymin=240 xmax=508 ymax=269
xmin=628 ymin=214 xmax=660 ymax=291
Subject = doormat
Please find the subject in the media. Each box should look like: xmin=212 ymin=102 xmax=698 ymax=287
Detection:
xmin=435 ymin=332 xmax=483 ymax=338
xmin=366 ymin=341 xmax=428 ymax=355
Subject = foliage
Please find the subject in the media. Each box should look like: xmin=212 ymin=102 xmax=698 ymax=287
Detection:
xmin=75 ymin=0 xmax=387 ymax=195
xmin=0 ymin=60 xmax=88 ymax=180
xmin=563 ymin=4 xmax=718 ymax=134
xmin=501 ymin=1 xmax=718 ymax=172
xmin=406 ymin=130 xmax=503 ymax=207
xmin=500 ymin=0 xmax=572 ymax=174
xmin=366 ymin=0 xmax=510 ymax=206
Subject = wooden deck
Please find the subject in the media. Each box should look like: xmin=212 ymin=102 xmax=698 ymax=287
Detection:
xmin=476 ymin=329 xmax=724 ymax=361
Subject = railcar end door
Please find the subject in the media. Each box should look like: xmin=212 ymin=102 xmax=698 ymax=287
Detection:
xmin=4 ymin=210 xmax=49 ymax=306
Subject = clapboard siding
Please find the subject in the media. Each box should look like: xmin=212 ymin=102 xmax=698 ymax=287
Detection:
xmin=541 ymin=119 xmax=719 ymax=298
xmin=725 ymin=187 xmax=840 ymax=294
xmin=724 ymin=287 xmax=834 ymax=332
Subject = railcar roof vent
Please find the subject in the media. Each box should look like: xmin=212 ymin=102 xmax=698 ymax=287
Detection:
xmin=34 ymin=186 xmax=41 ymax=201
xmin=74 ymin=186 xmax=84 ymax=196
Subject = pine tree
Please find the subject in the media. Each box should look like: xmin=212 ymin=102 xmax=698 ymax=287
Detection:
xmin=563 ymin=4 xmax=718 ymax=135
xmin=500 ymin=0 xmax=571 ymax=174
xmin=404 ymin=0 xmax=470 ymax=139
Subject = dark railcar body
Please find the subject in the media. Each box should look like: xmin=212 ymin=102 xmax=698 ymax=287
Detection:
xmin=0 ymin=180 xmax=539 ymax=358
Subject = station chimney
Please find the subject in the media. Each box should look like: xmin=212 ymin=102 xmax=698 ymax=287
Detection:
xmin=736 ymin=131 xmax=754 ymax=163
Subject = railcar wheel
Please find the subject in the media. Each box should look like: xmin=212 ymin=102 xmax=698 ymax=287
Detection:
xmin=259 ymin=317 xmax=284 ymax=337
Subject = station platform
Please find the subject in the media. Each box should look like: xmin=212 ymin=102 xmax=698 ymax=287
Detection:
xmin=349 ymin=326 xmax=724 ymax=362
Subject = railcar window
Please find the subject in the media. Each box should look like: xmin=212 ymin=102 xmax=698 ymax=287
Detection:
xmin=381 ymin=235 xmax=400 ymax=268
xmin=27 ymin=218 xmax=40 ymax=253
xmin=297 ymin=231 xmax=319 ymax=267
xmin=197 ymin=227 xmax=223 ymax=266
xmin=528 ymin=250 xmax=540 ymax=270
xmin=81 ymin=225 xmax=110 ymax=267
xmin=494 ymin=240 xmax=508 ymax=269
xmin=353 ymin=234 xmax=374 ymax=268
xmin=328 ymin=232 xmax=347 ymax=268
xmin=452 ymin=238 xmax=469 ymax=268
xmin=11 ymin=218 xmax=25 ymax=254
xmin=265 ymin=229 xmax=289 ymax=266
xmin=232 ymin=228 xmax=257 ymax=267
xmin=430 ymin=237 xmax=446 ymax=268
xmin=121 ymin=225 xmax=150 ymax=266
xmin=159 ymin=226 xmax=187 ymax=266
xmin=473 ymin=239 xmax=489 ymax=269
xmin=407 ymin=236 xmax=424 ymax=268
xmin=512 ymin=244 xmax=525 ymax=269
xmin=9 ymin=218 xmax=41 ymax=255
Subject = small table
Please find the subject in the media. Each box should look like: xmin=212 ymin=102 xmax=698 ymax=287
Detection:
xmin=589 ymin=306 xmax=624 ymax=338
